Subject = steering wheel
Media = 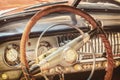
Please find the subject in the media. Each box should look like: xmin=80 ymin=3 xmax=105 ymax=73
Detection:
xmin=20 ymin=5 xmax=114 ymax=80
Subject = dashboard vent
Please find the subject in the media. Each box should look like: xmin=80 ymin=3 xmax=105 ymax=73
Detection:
xmin=57 ymin=32 xmax=120 ymax=55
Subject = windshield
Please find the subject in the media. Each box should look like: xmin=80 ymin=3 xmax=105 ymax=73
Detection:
xmin=0 ymin=0 xmax=119 ymax=16
xmin=0 ymin=0 xmax=70 ymax=10
xmin=0 ymin=0 xmax=119 ymax=10
xmin=0 ymin=0 xmax=70 ymax=16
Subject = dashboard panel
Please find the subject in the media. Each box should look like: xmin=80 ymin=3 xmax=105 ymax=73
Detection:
xmin=0 ymin=30 xmax=120 ymax=79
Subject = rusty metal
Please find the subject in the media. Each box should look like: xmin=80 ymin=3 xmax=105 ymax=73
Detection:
xmin=20 ymin=5 xmax=114 ymax=80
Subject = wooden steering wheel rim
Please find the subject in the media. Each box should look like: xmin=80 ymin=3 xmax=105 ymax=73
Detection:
xmin=20 ymin=5 xmax=114 ymax=80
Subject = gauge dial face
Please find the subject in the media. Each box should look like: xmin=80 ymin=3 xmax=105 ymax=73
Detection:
xmin=38 ymin=41 xmax=52 ymax=56
xmin=6 ymin=48 xmax=18 ymax=62
xmin=4 ymin=44 xmax=20 ymax=67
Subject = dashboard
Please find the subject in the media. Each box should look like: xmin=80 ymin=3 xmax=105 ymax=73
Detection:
xmin=0 ymin=3 xmax=120 ymax=80
xmin=0 ymin=31 xmax=120 ymax=80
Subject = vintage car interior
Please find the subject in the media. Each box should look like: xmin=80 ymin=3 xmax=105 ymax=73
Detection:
xmin=0 ymin=0 xmax=120 ymax=80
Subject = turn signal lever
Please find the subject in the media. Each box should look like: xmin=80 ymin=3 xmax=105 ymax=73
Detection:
xmin=30 ymin=28 xmax=97 ymax=74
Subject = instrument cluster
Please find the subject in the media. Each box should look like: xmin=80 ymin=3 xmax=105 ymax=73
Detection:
xmin=0 ymin=36 xmax=58 ymax=69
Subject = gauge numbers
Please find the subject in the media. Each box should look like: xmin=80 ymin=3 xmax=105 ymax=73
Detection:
xmin=3 ymin=44 xmax=20 ymax=67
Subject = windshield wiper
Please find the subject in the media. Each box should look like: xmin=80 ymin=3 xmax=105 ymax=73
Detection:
xmin=0 ymin=8 xmax=18 ymax=16
xmin=24 ymin=1 xmax=68 ymax=10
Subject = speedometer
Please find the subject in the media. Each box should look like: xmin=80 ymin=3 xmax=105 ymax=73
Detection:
xmin=3 ymin=43 xmax=20 ymax=67
xmin=6 ymin=48 xmax=18 ymax=62
xmin=38 ymin=41 xmax=52 ymax=56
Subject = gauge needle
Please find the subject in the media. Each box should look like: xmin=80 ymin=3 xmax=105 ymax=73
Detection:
xmin=9 ymin=49 xmax=19 ymax=64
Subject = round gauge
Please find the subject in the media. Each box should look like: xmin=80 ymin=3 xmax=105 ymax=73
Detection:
xmin=3 ymin=43 xmax=20 ymax=67
xmin=38 ymin=41 xmax=52 ymax=56
xmin=6 ymin=48 xmax=18 ymax=62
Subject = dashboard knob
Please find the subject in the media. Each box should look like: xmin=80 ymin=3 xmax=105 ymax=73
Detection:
xmin=1 ymin=73 xmax=8 ymax=80
xmin=65 ymin=67 xmax=72 ymax=73
xmin=74 ymin=64 xmax=82 ymax=71
xmin=103 ymin=62 xmax=108 ymax=68
xmin=43 ymin=70 xmax=49 ymax=74
xmin=115 ymin=61 xmax=120 ymax=66
xmin=97 ymin=63 xmax=101 ymax=68
xmin=83 ymin=64 xmax=87 ymax=69
xmin=87 ymin=64 xmax=91 ymax=69
xmin=49 ymin=68 xmax=55 ymax=74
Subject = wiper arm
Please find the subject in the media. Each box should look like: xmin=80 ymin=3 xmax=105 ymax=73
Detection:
xmin=0 ymin=8 xmax=18 ymax=16
xmin=24 ymin=1 xmax=68 ymax=10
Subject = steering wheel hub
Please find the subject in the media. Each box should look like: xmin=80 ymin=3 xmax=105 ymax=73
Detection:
xmin=60 ymin=47 xmax=78 ymax=66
